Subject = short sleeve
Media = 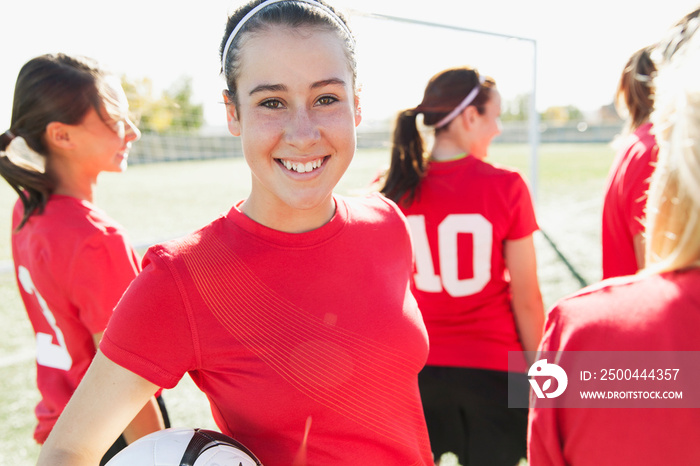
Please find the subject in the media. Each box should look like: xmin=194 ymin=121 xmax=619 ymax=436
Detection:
xmin=69 ymin=231 xmax=140 ymax=334
xmin=100 ymin=248 xmax=197 ymax=389
xmin=507 ymin=173 xmax=539 ymax=240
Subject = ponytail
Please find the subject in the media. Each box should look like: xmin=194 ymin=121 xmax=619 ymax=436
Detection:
xmin=379 ymin=66 xmax=493 ymax=206
xmin=0 ymin=131 xmax=54 ymax=231
xmin=616 ymin=46 xmax=656 ymax=133
xmin=379 ymin=109 xmax=428 ymax=206
xmin=1 ymin=53 xmax=105 ymax=231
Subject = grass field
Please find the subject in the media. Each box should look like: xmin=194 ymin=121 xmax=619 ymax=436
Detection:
xmin=0 ymin=142 xmax=615 ymax=464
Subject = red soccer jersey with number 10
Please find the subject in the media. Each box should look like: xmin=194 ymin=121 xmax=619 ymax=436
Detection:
xmin=398 ymin=155 xmax=538 ymax=372
xmin=11 ymin=196 xmax=140 ymax=443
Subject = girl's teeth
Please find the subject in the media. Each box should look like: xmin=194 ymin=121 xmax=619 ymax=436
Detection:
xmin=282 ymin=159 xmax=323 ymax=173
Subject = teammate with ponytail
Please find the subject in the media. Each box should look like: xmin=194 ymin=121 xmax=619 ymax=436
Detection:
xmin=0 ymin=53 xmax=167 ymax=464
xmin=381 ymin=66 xmax=545 ymax=465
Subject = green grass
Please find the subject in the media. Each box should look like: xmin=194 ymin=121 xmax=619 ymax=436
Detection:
xmin=0 ymin=143 xmax=616 ymax=262
xmin=0 ymin=142 xmax=615 ymax=464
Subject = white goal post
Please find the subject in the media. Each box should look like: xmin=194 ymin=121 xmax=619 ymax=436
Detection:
xmin=346 ymin=9 xmax=540 ymax=205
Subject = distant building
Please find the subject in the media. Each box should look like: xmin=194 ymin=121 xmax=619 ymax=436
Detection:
xmin=598 ymin=102 xmax=624 ymax=124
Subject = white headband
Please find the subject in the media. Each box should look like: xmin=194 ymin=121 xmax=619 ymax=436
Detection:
xmin=221 ymin=0 xmax=354 ymax=78
xmin=434 ymin=75 xmax=486 ymax=129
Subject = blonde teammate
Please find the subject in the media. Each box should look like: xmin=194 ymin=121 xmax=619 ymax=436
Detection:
xmin=529 ymin=10 xmax=700 ymax=465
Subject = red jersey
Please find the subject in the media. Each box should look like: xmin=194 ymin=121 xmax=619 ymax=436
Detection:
xmin=602 ymin=123 xmax=658 ymax=279
xmin=11 ymin=195 xmax=140 ymax=443
xmin=398 ymin=155 xmax=538 ymax=371
xmin=528 ymin=269 xmax=700 ymax=465
xmin=101 ymin=194 xmax=433 ymax=465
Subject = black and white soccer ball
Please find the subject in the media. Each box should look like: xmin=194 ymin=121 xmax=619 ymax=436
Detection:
xmin=105 ymin=427 xmax=263 ymax=466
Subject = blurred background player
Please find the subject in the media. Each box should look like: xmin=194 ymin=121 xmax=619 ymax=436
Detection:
xmin=0 ymin=53 xmax=167 ymax=465
xmin=601 ymin=45 xmax=657 ymax=279
xmin=528 ymin=8 xmax=700 ymax=465
xmin=380 ymin=66 xmax=545 ymax=465
xmin=36 ymin=1 xmax=434 ymax=465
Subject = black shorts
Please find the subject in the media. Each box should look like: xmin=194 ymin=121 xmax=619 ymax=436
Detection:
xmin=418 ymin=365 xmax=529 ymax=466
xmin=99 ymin=393 xmax=171 ymax=465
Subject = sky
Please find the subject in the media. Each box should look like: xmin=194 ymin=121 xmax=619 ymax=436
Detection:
xmin=1 ymin=0 xmax=699 ymax=130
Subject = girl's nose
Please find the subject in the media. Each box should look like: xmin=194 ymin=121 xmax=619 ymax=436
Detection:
xmin=284 ymin=108 xmax=320 ymax=149
xmin=124 ymin=118 xmax=141 ymax=143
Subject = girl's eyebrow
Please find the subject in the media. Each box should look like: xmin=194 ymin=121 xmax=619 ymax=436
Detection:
xmin=248 ymin=78 xmax=347 ymax=96
xmin=311 ymin=78 xmax=346 ymax=89
xmin=249 ymin=83 xmax=286 ymax=95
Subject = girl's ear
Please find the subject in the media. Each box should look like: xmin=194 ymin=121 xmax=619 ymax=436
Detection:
xmin=354 ymin=94 xmax=362 ymax=127
xmin=223 ymin=91 xmax=241 ymax=137
xmin=460 ymin=105 xmax=479 ymax=130
xmin=45 ymin=122 xmax=75 ymax=150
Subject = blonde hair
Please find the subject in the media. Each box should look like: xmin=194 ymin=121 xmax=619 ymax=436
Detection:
xmin=645 ymin=29 xmax=700 ymax=273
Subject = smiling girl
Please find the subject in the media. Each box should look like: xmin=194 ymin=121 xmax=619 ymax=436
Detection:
xmin=36 ymin=1 xmax=433 ymax=465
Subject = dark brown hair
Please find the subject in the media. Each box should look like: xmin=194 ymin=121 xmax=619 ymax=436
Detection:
xmin=380 ymin=66 xmax=495 ymax=205
xmin=616 ymin=46 xmax=656 ymax=132
xmin=220 ymin=0 xmax=356 ymax=109
xmin=0 ymin=53 xmax=106 ymax=229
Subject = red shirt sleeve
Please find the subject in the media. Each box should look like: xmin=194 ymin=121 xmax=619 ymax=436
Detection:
xmin=507 ymin=172 xmax=539 ymax=240
xmin=68 ymin=231 xmax=140 ymax=334
xmin=100 ymin=247 xmax=197 ymax=389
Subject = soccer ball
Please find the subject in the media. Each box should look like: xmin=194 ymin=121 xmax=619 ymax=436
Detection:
xmin=105 ymin=427 xmax=263 ymax=466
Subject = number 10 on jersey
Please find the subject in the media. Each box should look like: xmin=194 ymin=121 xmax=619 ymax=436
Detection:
xmin=407 ymin=214 xmax=492 ymax=298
